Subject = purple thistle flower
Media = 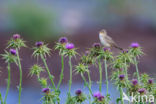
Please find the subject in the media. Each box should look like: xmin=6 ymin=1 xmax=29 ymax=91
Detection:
xmin=59 ymin=37 xmax=68 ymax=44
xmin=75 ymin=89 xmax=82 ymax=96
xmin=42 ymin=88 xmax=50 ymax=94
xmin=148 ymin=79 xmax=153 ymax=84
xmin=10 ymin=49 xmax=16 ymax=55
xmin=13 ymin=34 xmax=20 ymax=39
xmin=119 ymin=74 xmax=125 ymax=80
xmin=35 ymin=41 xmax=44 ymax=47
xmin=138 ymin=88 xmax=146 ymax=94
xmin=65 ymin=43 xmax=74 ymax=50
xmin=92 ymin=43 xmax=101 ymax=49
xmin=93 ymin=91 xmax=101 ymax=98
xmin=132 ymin=79 xmax=138 ymax=86
xmin=104 ymin=47 xmax=111 ymax=52
xmin=98 ymin=95 xmax=104 ymax=101
xmin=130 ymin=42 xmax=140 ymax=48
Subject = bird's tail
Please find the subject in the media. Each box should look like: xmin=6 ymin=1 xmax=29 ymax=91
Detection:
xmin=113 ymin=45 xmax=123 ymax=50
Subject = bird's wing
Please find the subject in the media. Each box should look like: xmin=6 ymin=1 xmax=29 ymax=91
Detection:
xmin=105 ymin=35 xmax=116 ymax=46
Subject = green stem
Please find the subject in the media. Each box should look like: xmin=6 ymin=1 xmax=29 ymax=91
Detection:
xmin=98 ymin=59 xmax=102 ymax=92
xmin=124 ymin=60 xmax=128 ymax=80
xmin=4 ymin=63 xmax=11 ymax=104
xmin=81 ymin=73 xmax=93 ymax=95
xmin=16 ymin=49 xmax=22 ymax=104
xmin=119 ymin=86 xmax=124 ymax=104
xmin=68 ymin=56 xmax=72 ymax=94
xmin=87 ymin=71 xmax=92 ymax=104
xmin=40 ymin=55 xmax=56 ymax=90
xmin=57 ymin=55 xmax=64 ymax=90
xmin=124 ymin=60 xmax=130 ymax=104
xmin=0 ymin=92 xmax=3 ymax=104
xmin=104 ymin=58 xmax=109 ymax=95
xmin=87 ymin=71 xmax=92 ymax=91
xmin=134 ymin=57 xmax=140 ymax=84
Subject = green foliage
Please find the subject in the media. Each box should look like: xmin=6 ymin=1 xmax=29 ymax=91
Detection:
xmin=8 ymin=2 xmax=55 ymax=39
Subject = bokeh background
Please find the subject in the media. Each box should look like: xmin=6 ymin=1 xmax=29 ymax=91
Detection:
xmin=0 ymin=0 xmax=156 ymax=104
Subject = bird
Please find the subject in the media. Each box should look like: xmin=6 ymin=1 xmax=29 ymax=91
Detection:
xmin=99 ymin=29 xmax=123 ymax=50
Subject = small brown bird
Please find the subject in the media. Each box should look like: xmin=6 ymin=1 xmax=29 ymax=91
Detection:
xmin=99 ymin=29 xmax=123 ymax=50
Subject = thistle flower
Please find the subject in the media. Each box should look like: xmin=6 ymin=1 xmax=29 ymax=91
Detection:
xmin=2 ymin=50 xmax=17 ymax=64
xmin=129 ymin=42 xmax=143 ymax=57
xmin=148 ymin=79 xmax=153 ymax=84
xmin=35 ymin=41 xmax=44 ymax=47
xmin=92 ymin=43 xmax=101 ymax=49
xmin=29 ymin=64 xmax=44 ymax=77
xmin=63 ymin=43 xmax=77 ymax=57
xmin=55 ymin=37 xmax=68 ymax=55
xmin=119 ymin=74 xmax=125 ymax=80
xmin=65 ymin=43 xmax=75 ymax=50
xmin=138 ymin=88 xmax=146 ymax=95
xmin=40 ymin=78 xmax=47 ymax=88
xmin=10 ymin=49 xmax=16 ymax=55
xmin=132 ymin=79 xmax=138 ymax=86
xmin=7 ymin=34 xmax=26 ymax=49
xmin=130 ymin=42 xmax=140 ymax=48
xmin=98 ymin=95 xmax=104 ymax=101
xmin=33 ymin=42 xmax=51 ymax=58
xmin=42 ymin=88 xmax=50 ymax=94
xmin=104 ymin=47 xmax=110 ymax=52
xmin=13 ymin=34 xmax=20 ymax=40
xmin=59 ymin=37 xmax=68 ymax=44
xmin=93 ymin=91 xmax=101 ymax=98
xmin=75 ymin=63 xmax=89 ymax=74
xmin=75 ymin=89 xmax=82 ymax=96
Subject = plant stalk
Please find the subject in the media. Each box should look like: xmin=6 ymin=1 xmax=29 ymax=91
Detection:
xmin=68 ymin=56 xmax=72 ymax=94
xmin=87 ymin=71 xmax=92 ymax=104
xmin=81 ymin=73 xmax=93 ymax=95
xmin=4 ymin=63 xmax=11 ymax=104
xmin=134 ymin=57 xmax=140 ymax=84
xmin=40 ymin=55 xmax=56 ymax=90
xmin=119 ymin=86 xmax=124 ymax=104
xmin=98 ymin=59 xmax=102 ymax=92
xmin=104 ymin=58 xmax=109 ymax=95
xmin=57 ymin=55 xmax=64 ymax=89
xmin=16 ymin=49 xmax=22 ymax=104
xmin=0 ymin=92 xmax=3 ymax=104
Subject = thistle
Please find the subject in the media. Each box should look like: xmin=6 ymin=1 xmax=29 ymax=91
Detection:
xmin=1 ymin=49 xmax=18 ymax=104
xmin=7 ymin=34 xmax=26 ymax=104
xmin=89 ymin=43 xmax=104 ymax=92
xmin=92 ymin=91 xmax=106 ymax=104
xmin=64 ymin=42 xmax=77 ymax=99
xmin=55 ymin=37 xmax=68 ymax=90
xmin=129 ymin=42 xmax=144 ymax=84
xmin=101 ymin=48 xmax=113 ymax=96
xmin=32 ymin=41 xmax=56 ymax=90
xmin=74 ymin=89 xmax=87 ymax=103
xmin=75 ymin=63 xmax=92 ymax=103
xmin=41 ymin=88 xmax=59 ymax=104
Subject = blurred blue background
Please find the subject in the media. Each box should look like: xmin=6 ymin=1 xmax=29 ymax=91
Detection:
xmin=0 ymin=0 xmax=156 ymax=103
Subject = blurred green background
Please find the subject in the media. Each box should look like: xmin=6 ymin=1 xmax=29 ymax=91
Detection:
xmin=0 ymin=0 xmax=156 ymax=104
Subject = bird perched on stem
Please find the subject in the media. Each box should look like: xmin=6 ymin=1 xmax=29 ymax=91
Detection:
xmin=99 ymin=29 xmax=123 ymax=50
